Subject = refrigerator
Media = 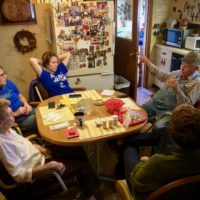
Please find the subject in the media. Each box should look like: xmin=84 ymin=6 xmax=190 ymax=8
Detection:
xmin=51 ymin=1 xmax=114 ymax=89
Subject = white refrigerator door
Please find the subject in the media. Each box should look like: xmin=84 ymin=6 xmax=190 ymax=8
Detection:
xmin=52 ymin=1 xmax=114 ymax=77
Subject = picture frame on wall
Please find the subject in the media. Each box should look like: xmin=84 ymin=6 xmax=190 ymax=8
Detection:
xmin=0 ymin=0 xmax=37 ymax=25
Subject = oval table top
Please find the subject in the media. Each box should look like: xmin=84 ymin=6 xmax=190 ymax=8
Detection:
xmin=35 ymin=90 xmax=148 ymax=146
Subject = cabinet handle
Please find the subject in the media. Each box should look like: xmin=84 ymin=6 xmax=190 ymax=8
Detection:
xmin=163 ymin=59 xmax=166 ymax=66
xmin=75 ymin=78 xmax=81 ymax=84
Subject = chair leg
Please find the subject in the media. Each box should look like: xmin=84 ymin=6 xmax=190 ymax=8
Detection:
xmin=52 ymin=172 xmax=68 ymax=191
xmin=115 ymin=180 xmax=134 ymax=200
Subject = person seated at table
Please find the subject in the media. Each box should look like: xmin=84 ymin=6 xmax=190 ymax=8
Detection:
xmin=0 ymin=66 xmax=37 ymax=132
xmin=140 ymin=51 xmax=200 ymax=129
xmin=0 ymin=98 xmax=99 ymax=200
xmin=123 ymin=104 xmax=200 ymax=199
xmin=29 ymin=51 xmax=73 ymax=97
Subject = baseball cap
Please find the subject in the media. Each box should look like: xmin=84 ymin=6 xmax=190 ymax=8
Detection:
xmin=182 ymin=51 xmax=200 ymax=66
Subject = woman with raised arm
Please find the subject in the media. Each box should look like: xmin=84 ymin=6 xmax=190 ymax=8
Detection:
xmin=30 ymin=51 xmax=73 ymax=97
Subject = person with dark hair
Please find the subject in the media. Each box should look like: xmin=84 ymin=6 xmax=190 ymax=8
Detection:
xmin=0 ymin=66 xmax=37 ymax=132
xmin=29 ymin=51 xmax=73 ymax=97
xmin=141 ymin=51 xmax=200 ymax=129
xmin=123 ymin=104 xmax=200 ymax=199
xmin=0 ymin=98 xmax=99 ymax=200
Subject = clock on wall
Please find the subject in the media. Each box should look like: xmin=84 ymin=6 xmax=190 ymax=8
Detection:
xmin=0 ymin=0 xmax=37 ymax=25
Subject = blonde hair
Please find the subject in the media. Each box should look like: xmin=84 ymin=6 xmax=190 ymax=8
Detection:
xmin=0 ymin=99 xmax=10 ymax=120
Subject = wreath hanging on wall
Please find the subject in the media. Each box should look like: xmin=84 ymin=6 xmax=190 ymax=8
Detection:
xmin=13 ymin=30 xmax=37 ymax=54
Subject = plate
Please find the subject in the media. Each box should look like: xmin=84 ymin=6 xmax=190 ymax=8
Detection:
xmin=118 ymin=109 xmax=147 ymax=126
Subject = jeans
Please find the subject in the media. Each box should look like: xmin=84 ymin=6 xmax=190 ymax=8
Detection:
xmin=15 ymin=109 xmax=37 ymax=133
xmin=123 ymin=146 xmax=139 ymax=188
xmin=115 ymin=128 xmax=177 ymax=180
xmin=142 ymin=103 xmax=171 ymax=129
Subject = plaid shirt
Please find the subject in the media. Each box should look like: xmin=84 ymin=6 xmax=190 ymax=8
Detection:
xmin=147 ymin=62 xmax=200 ymax=105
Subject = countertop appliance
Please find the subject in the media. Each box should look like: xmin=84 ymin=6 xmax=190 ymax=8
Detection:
xmin=185 ymin=36 xmax=200 ymax=50
xmin=163 ymin=28 xmax=193 ymax=48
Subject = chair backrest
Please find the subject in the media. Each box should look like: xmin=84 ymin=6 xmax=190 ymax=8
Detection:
xmin=29 ymin=79 xmax=50 ymax=102
xmin=29 ymin=79 xmax=87 ymax=102
xmin=146 ymin=175 xmax=200 ymax=200
xmin=115 ymin=175 xmax=200 ymax=200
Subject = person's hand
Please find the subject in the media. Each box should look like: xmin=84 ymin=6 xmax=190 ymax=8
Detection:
xmin=140 ymin=156 xmax=150 ymax=161
xmin=24 ymin=104 xmax=32 ymax=115
xmin=34 ymin=144 xmax=52 ymax=158
xmin=140 ymin=54 xmax=151 ymax=65
xmin=14 ymin=107 xmax=27 ymax=116
xmin=166 ymin=79 xmax=179 ymax=92
xmin=46 ymin=161 xmax=66 ymax=175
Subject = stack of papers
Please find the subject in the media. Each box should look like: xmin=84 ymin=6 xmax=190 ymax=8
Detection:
xmin=39 ymin=106 xmax=74 ymax=126
xmin=100 ymin=90 xmax=115 ymax=96
xmin=43 ymin=112 xmax=64 ymax=122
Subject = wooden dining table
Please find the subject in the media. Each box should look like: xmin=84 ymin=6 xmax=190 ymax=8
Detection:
xmin=35 ymin=90 xmax=148 ymax=179
xmin=35 ymin=90 xmax=148 ymax=147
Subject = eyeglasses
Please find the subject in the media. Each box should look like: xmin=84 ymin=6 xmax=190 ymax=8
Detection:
xmin=0 ymin=72 xmax=6 ymax=77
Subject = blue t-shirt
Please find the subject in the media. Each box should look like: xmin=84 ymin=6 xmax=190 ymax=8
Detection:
xmin=0 ymin=80 xmax=23 ymax=112
xmin=38 ymin=63 xmax=73 ymax=97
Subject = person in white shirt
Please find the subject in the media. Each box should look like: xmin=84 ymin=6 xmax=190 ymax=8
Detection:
xmin=0 ymin=98 xmax=98 ymax=200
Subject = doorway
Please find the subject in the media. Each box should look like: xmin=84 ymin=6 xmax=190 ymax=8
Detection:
xmin=114 ymin=0 xmax=152 ymax=100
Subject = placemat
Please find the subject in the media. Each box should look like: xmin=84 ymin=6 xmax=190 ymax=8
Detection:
xmin=78 ymin=117 xmax=126 ymax=140
xmin=63 ymin=90 xmax=103 ymax=104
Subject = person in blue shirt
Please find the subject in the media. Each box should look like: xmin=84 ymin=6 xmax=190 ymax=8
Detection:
xmin=29 ymin=51 xmax=73 ymax=97
xmin=0 ymin=66 xmax=37 ymax=132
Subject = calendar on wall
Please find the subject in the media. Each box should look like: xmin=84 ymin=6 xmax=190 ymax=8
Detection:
xmin=52 ymin=1 xmax=114 ymax=77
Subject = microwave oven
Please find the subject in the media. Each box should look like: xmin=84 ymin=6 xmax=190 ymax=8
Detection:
xmin=185 ymin=36 xmax=200 ymax=50
xmin=163 ymin=28 xmax=193 ymax=48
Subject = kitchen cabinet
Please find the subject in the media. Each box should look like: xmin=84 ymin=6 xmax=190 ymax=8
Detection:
xmin=151 ymin=44 xmax=190 ymax=88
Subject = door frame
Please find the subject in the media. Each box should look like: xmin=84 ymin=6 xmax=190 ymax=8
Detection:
xmin=143 ymin=0 xmax=153 ymax=88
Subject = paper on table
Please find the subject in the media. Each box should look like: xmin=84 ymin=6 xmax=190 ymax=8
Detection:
xmin=44 ymin=112 xmax=64 ymax=122
xmin=63 ymin=90 xmax=103 ymax=104
xmin=100 ymin=89 xmax=115 ymax=96
xmin=39 ymin=106 xmax=74 ymax=126
xmin=78 ymin=117 xmax=126 ymax=140
xmin=121 ymin=98 xmax=140 ymax=110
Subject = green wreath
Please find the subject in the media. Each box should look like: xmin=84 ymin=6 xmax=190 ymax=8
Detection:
xmin=13 ymin=30 xmax=37 ymax=54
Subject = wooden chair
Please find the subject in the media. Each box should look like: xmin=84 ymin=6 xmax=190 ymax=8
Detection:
xmin=0 ymin=134 xmax=68 ymax=199
xmin=115 ymin=180 xmax=134 ymax=200
xmin=115 ymin=175 xmax=200 ymax=200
